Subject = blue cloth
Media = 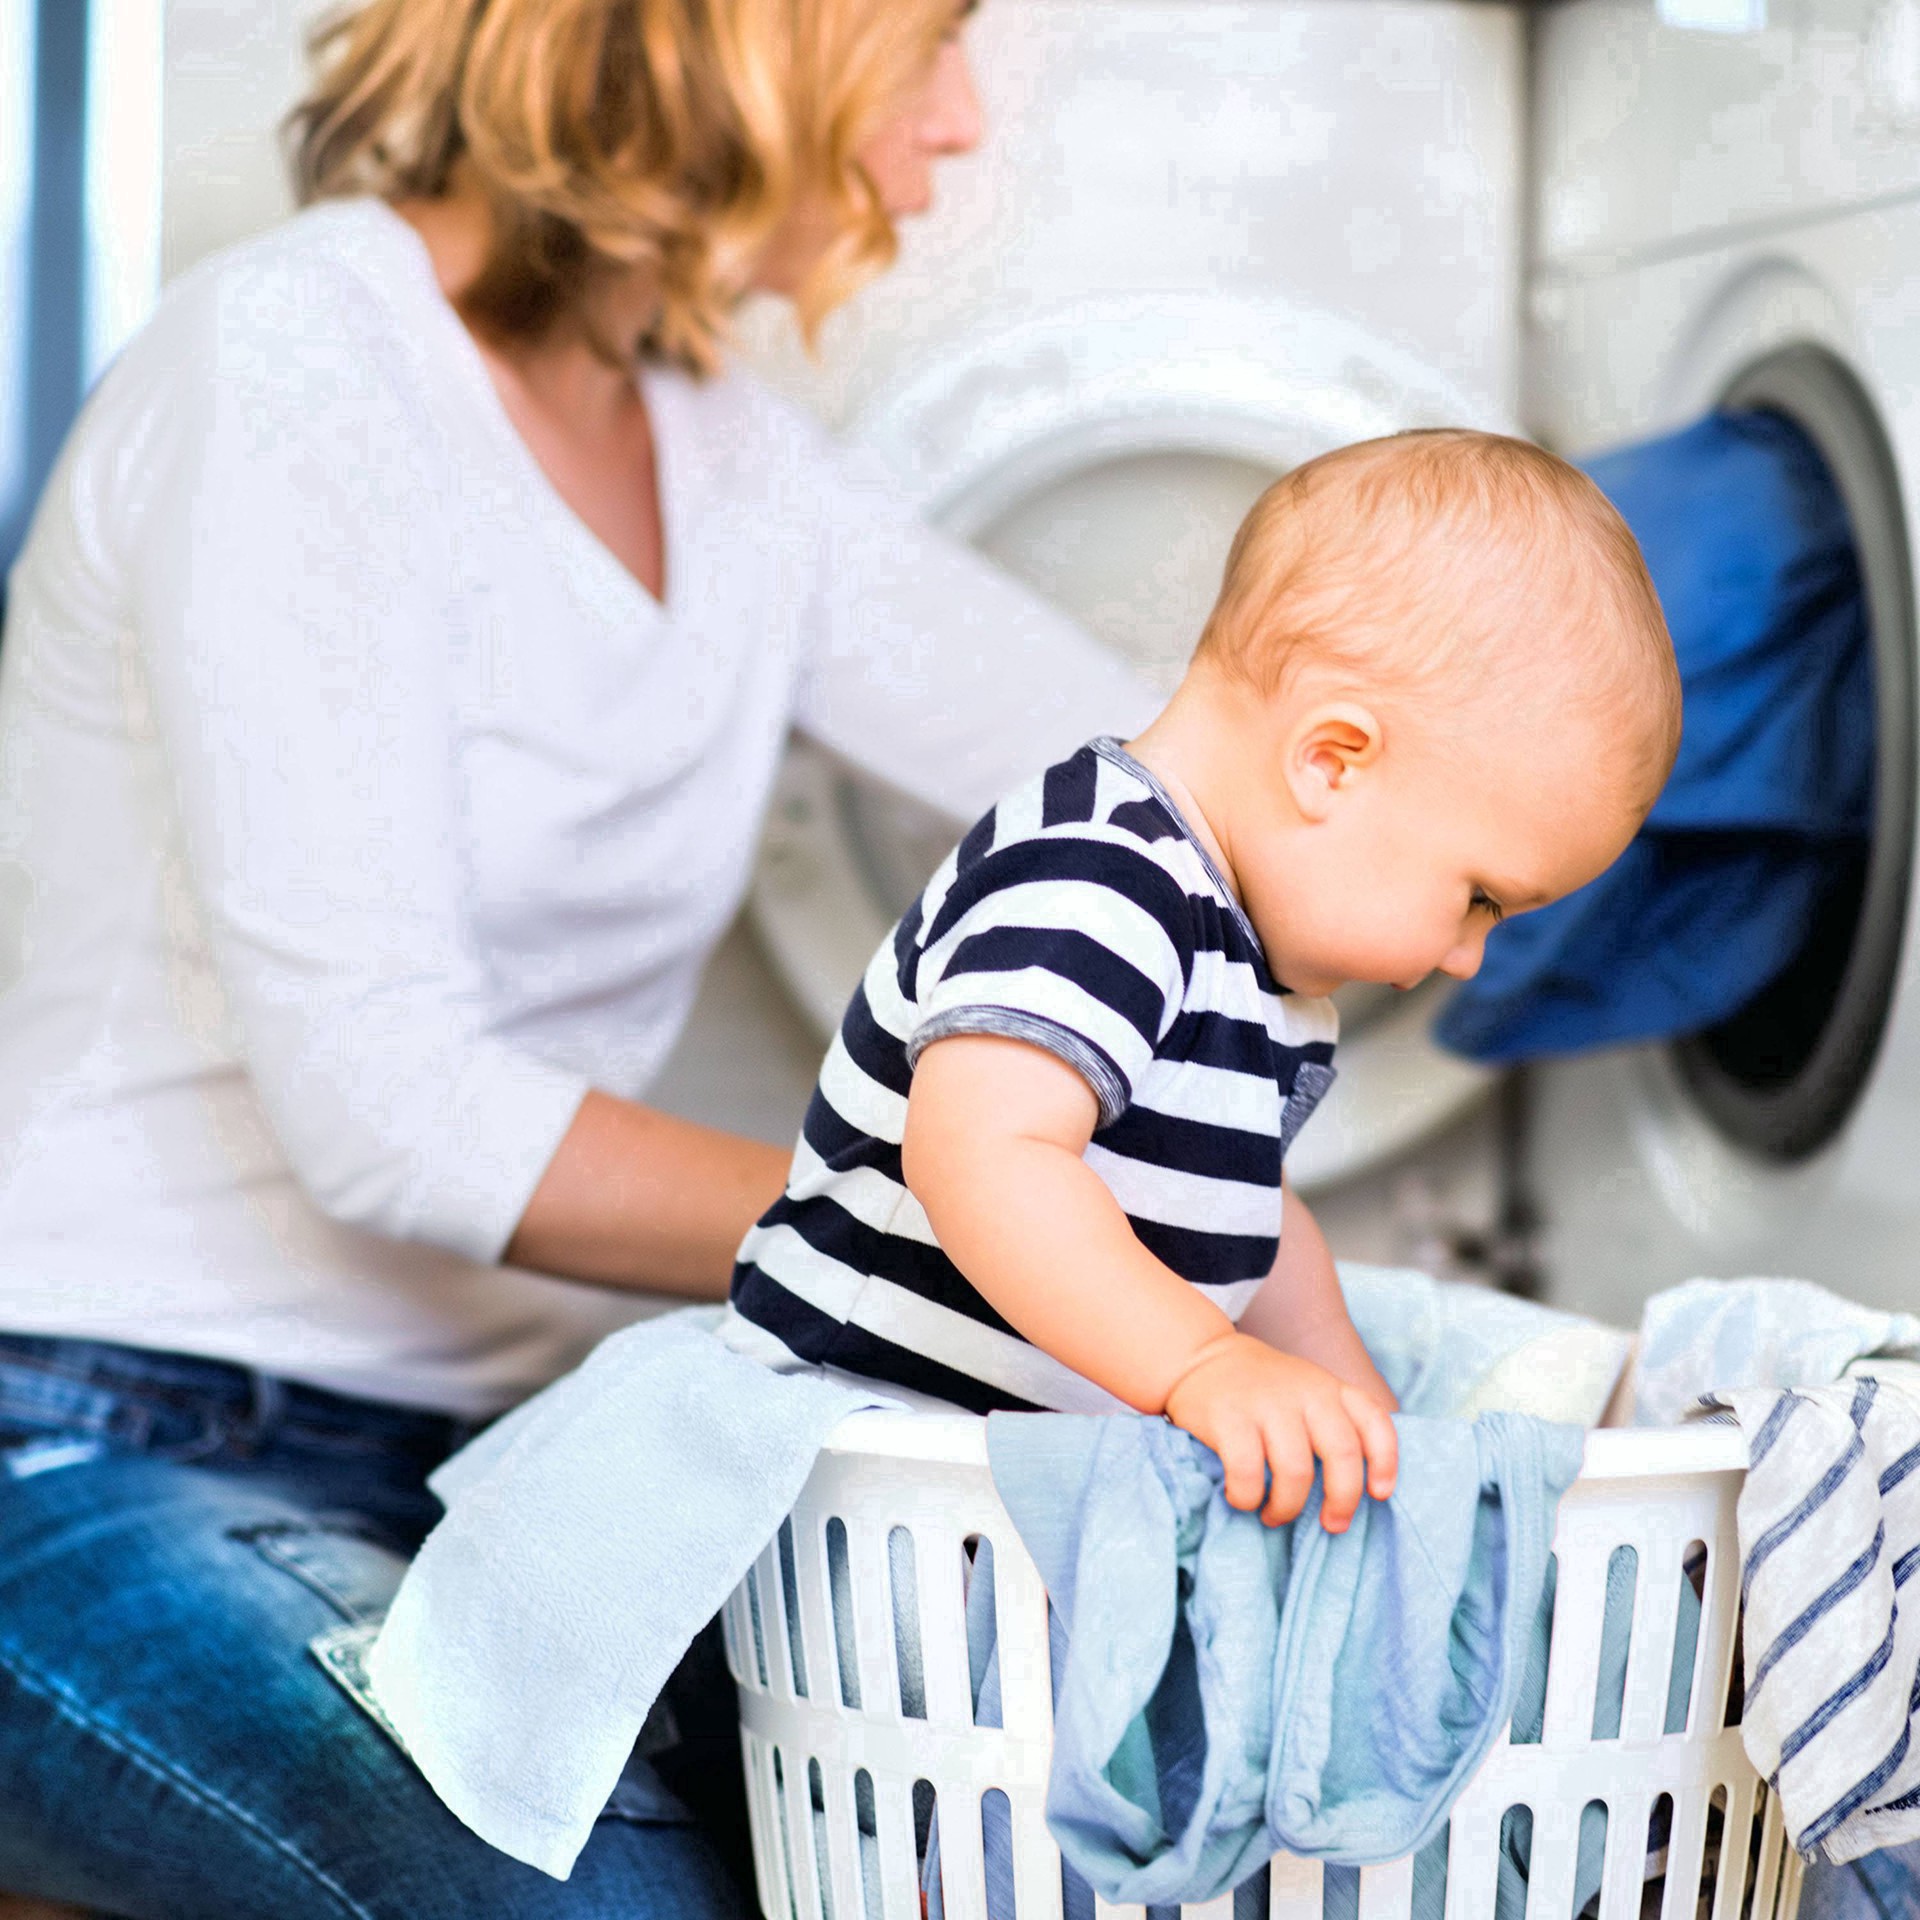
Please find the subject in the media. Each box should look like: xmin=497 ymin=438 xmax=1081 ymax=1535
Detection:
xmin=370 ymin=1310 xmax=883 ymax=1878
xmin=982 ymin=1405 xmax=1585 ymax=1907
xmin=0 ymin=1331 xmax=752 ymax=1919
xmin=1439 ymin=408 xmax=1874 ymax=1061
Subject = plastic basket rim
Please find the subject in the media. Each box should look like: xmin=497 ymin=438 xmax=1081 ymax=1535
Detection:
xmin=820 ymin=1408 xmax=1750 ymax=1482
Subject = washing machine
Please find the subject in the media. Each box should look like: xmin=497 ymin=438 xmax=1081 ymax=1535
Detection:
xmin=735 ymin=0 xmax=1528 ymax=1194
xmin=1499 ymin=0 xmax=1920 ymax=1323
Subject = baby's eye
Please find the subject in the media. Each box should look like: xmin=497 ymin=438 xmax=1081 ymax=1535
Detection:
xmin=1470 ymin=888 xmax=1505 ymax=923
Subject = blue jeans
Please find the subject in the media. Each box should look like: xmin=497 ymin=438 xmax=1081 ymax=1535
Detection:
xmin=0 ymin=1333 xmax=754 ymax=1919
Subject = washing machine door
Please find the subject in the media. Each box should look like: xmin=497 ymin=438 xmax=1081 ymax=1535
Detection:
xmin=749 ymin=294 xmax=1498 ymax=1193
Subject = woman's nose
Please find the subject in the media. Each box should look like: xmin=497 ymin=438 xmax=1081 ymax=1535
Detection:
xmin=921 ymin=39 xmax=984 ymax=157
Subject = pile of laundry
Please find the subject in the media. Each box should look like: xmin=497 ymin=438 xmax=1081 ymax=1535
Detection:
xmin=349 ymin=1272 xmax=1920 ymax=1919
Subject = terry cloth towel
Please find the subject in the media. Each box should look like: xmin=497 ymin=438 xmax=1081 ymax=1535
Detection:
xmin=1630 ymin=1279 xmax=1920 ymax=1866
xmin=366 ymin=1309 xmax=884 ymax=1879
xmin=982 ymin=1406 xmax=1585 ymax=1908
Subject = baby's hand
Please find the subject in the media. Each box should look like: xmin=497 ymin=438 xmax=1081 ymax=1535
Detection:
xmin=1163 ymin=1333 xmax=1399 ymax=1531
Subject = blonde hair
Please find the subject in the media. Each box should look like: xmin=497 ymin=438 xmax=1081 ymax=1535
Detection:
xmin=1197 ymin=429 xmax=1682 ymax=796
xmin=288 ymin=0 xmax=960 ymax=375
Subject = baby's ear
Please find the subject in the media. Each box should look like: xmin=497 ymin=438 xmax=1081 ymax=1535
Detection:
xmin=1288 ymin=702 xmax=1383 ymax=820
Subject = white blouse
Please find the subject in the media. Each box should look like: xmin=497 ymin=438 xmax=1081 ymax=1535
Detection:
xmin=0 ymin=199 xmax=1152 ymax=1414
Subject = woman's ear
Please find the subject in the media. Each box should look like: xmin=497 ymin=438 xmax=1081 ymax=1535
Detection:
xmin=1286 ymin=702 xmax=1383 ymax=822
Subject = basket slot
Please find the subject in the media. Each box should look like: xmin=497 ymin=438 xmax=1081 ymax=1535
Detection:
xmin=915 ymin=1780 xmax=944 ymax=1919
xmin=1440 ymin=1807 xmax=1501 ymax=1920
xmin=1089 ymin=1894 xmax=1142 ymax=1919
xmin=917 ymin=1529 xmax=978 ymax=1728
xmin=724 ymin=1576 xmax=753 ymax=1686
xmin=1746 ymin=1782 xmax=1784 ymax=1920
xmin=1658 ymin=1787 xmax=1708 ymax=1920
xmin=1699 ymin=1785 xmax=1731 ymax=1920
xmin=1596 ymin=1793 xmax=1650 ymax=1920
xmin=992 ymin=1520 xmax=1055 ymax=1747
xmin=934 ymin=1776 xmax=990 ymax=1920
xmin=814 ymin=1754 xmax=861 ymax=1920
xmin=1355 ymin=1851 xmax=1414 ymax=1917
xmin=1592 ymin=1548 xmax=1640 ymax=1739
xmin=1698 ymin=1525 xmax=1746 ymax=1736
xmin=1713 ymin=1777 xmax=1758 ymax=1920
xmin=965 ymin=1537 xmax=1001 ymax=1728
xmin=825 ymin=1519 xmax=864 ymax=1710
xmin=888 ymin=1526 xmax=928 ymax=1719
xmin=791 ymin=1511 xmax=842 ymax=1726
xmin=846 ymin=1513 xmax=900 ymax=1718
xmin=1267 ymin=1850 xmax=1325 ymax=1918
xmin=1514 ymin=1796 xmax=1594 ymax=1917
xmin=779 ymin=1519 xmax=812 ymax=1700
xmin=872 ymin=1770 xmax=921 ymax=1920
xmin=1619 ymin=1530 xmax=1684 ymax=1744
xmin=746 ymin=1557 xmax=774 ymax=1691
xmin=1008 ymin=1792 xmax=1066 ymax=1920
xmin=756 ymin=1535 xmax=798 ymax=1700
xmin=1542 ymin=1532 xmax=1615 ymax=1745
xmin=740 ymin=1732 xmax=788 ymax=1920
xmin=777 ymin=1745 xmax=824 ymax=1920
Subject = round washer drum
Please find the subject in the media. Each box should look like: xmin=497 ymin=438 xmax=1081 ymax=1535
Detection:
xmin=1670 ymin=345 xmax=1918 ymax=1162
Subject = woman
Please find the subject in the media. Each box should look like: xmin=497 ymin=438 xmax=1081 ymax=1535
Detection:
xmin=0 ymin=0 xmax=1149 ymax=1912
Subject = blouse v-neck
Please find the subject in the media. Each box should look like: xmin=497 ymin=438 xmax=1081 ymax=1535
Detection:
xmin=366 ymin=198 xmax=681 ymax=621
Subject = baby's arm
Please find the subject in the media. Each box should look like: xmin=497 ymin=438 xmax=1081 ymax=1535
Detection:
xmin=1236 ymin=1184 xmax=1399 ymax=1413
xmin=902 ymin=1034 xmax=1397 ymax=1530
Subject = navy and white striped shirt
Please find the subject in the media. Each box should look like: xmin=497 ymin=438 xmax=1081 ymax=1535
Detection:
xmin=722 ymin=738 xmax=1338 ymax=1414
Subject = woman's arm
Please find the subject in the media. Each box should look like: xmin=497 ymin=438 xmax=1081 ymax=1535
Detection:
xmin=505 ymin=1091 xmax=788 ymax=1298
xmin=795 ymin=444 xmax=1162 ymax=822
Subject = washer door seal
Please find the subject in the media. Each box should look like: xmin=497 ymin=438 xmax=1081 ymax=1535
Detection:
xmin=1671 ymin=345 xmax=1917 ymax=1161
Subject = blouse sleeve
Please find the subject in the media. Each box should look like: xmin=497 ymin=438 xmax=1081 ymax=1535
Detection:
xmin=792 ymin=442 xmax=1163 ymax=822
xmin=117 ymin=266 xmax=586 ymax=1263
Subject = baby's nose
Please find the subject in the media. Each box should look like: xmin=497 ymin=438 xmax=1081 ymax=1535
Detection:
xmin=1439 ymin=937 xmax=1486 ymax=982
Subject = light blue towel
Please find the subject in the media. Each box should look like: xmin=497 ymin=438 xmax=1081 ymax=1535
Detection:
xmin=1633 ymin=1276 xmax=1920 ymax=1427
xmin=983 ymin=1405 xmax=1585 ymax=1907
xmin=367 ymin=1309 xmax=885 ymax=1879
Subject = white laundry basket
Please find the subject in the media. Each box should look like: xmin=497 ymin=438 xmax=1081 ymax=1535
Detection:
xmin=725 ymin=1411 xmax=1802 ymax=1920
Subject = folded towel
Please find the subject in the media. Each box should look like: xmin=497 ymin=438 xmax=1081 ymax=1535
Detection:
xmin=1628 ymin=1278 xmax=1920 ymax=1866
xmin=1633 ymin=1277 xmax=1920 ymax=1427
xmin=1708 ymin=1364 xmax=1920 ymax=1864
xmin=366 ymin=1309 xmax=885 ymax=1878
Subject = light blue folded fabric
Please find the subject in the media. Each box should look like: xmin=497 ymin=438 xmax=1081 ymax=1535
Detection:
xmin=983 ymin=1404 xmax=1586 ymax=1908
xmin=1339 ymin=1263 xmax=1630 ymax=1424
xmin=367 ymin=1309 xmax=885 ymax=1879
xmin=1634 ymin=1277 xmax=1920 ymax=1427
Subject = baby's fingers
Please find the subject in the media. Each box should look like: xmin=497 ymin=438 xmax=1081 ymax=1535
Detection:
xmin=1259 ymin=1421 xmax=1315 ymax=1529
xmin=1340 ymin=1385 xmax=1399 ymax=1502
xmin=1212 ymin=1420 xmax=1272 ymax=1514
xmin=1303 ymin=1402 xmax=1367 ymax=1533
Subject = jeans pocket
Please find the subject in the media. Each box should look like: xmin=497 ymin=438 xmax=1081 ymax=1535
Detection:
xmin=0 ymin=1358 xmax=123 ymax=1477
xmin=229 ymin=1518 xmax=406 ymax=1625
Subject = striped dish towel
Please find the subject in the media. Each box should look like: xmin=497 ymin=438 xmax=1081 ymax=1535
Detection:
xmin=1708 ymin=1361 xmax=1920 ymax=1864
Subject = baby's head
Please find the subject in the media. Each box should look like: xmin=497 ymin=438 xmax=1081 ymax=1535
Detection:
xmin=1158 ymin=428 xmax=1680 ymax=997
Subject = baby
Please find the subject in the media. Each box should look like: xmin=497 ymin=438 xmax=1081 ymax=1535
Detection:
xmin=723 ymin=429 xmax=1679 ymax=1533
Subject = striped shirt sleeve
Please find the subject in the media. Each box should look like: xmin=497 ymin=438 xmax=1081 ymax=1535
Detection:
xmin=905 ymin=834 xmax=1194 ymax=1128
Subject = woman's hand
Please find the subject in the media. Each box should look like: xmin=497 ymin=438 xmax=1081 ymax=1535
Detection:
xmin=505 ymin=1090 xmax=790 ymax=1300
xmin=1164 ymin=1333 xmax=1399 ymax=1531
